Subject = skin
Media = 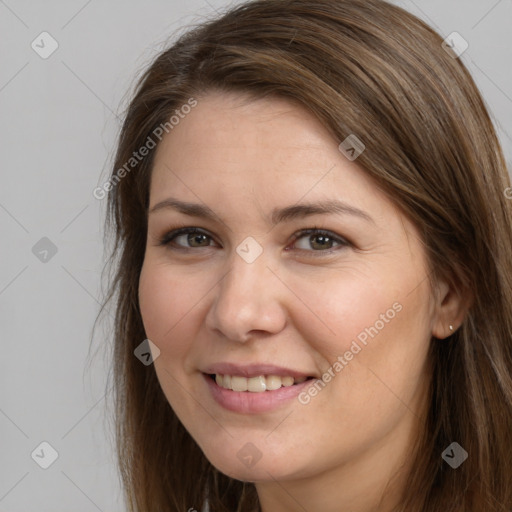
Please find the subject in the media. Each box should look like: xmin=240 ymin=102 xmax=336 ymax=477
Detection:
xmin=138 ymin=90 xmax=467 ymax=511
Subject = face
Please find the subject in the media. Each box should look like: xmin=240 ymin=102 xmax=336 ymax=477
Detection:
xmin=138 ymin=90 xmax=438 ymax=485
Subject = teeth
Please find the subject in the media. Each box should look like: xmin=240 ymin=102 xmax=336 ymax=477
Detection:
xmin=247 ymin=376 xmax=266 ymax=392
xmin=266 ymin=375 xmax=283 ymax=391
xmin=231 ymin=376 xmax=248 ymax=392
xmin=214 ymin=374 xmax=309 ymax=392
xmin=281 ymin=376 xmax=294 ymax=387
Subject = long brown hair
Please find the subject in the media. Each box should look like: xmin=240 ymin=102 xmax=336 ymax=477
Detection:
xmin=93 ymin=0 xmax=512 ymax=510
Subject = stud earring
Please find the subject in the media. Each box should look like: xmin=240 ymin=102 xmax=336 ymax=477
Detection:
xmin=449 ymin=324 xmax=454 ymax=332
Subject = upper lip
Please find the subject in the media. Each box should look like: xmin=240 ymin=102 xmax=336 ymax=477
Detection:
xmin=202 ymin=362 xmax=315 ymax=379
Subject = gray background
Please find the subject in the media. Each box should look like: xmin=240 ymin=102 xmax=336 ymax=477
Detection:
xmin=1 ymin=0 xmax=511 ymax=510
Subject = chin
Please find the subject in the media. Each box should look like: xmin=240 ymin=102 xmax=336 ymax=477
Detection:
xmin=200 ymin=444 xmax=309 ymax=483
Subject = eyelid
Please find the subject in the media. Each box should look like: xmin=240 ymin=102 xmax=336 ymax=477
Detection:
xmin=158 ymin=226 xmax=217 ymax=248
xmin=157 ymin=225 xmax=351 ymax=254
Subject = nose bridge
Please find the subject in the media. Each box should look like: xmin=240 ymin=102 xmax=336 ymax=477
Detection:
xmin=226 ymin=241 xmax=268 ymax=299
xmin=206 ymin=239 xmax=286 ymax=341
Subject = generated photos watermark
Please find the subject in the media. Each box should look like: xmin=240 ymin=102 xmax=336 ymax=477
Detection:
xmin=93 ymin=97 xmax=198 ymax=200
xmin=298 ymin=301 xmax=403 ymax=405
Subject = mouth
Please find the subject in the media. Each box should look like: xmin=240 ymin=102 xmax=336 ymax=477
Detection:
xmin=206 ymin=373 xmax=315 ymax=392
xmin=203 ymin=372 xmax=316 ymax=414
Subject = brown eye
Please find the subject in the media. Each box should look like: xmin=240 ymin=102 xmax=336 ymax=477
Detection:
xmin=290 ymin=228 xmax=350 ymax=256
xmin=158 ymin=226 xmax=350 ymax=256
xmin=159 ymin=228 xmax=215 ymax=249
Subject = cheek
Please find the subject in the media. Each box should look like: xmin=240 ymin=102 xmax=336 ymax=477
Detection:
xmin=289 ymin=264 xmax=432 ymax=409
xmin=138 ymin=262 xmax=201 ymax=352
xmin=286 ymin=267 xmax=402 ymax=360
xmin=138 ymin=262 xmax=205 ymax=417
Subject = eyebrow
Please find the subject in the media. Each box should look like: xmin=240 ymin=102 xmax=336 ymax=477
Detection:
xmin=148 ymin=198 xmax=375 ymax=225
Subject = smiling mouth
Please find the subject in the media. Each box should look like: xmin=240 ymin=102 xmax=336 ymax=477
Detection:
xmin=207 ymin=373 xmax=315 ymax=392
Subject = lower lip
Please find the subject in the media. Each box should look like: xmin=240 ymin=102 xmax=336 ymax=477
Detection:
xmin=203 ymin=373 xmax=314 ymax=414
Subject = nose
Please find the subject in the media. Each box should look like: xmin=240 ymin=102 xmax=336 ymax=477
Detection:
xmin=204 ymin=245 xmax=288 ymax=343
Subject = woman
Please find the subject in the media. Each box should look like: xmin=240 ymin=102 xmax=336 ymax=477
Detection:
xmin=96 ymin=0 xmax=512 ymax=510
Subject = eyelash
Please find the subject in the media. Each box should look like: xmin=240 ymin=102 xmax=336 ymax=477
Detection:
xmin=157 ymin=225 xmax=351 ymax=257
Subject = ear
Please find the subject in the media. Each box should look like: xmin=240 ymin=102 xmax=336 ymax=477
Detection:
xmin=431 ymin=277 xmax=472 ymax=339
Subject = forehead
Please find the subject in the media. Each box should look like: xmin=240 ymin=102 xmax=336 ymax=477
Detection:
xmin=149 ymin=91 xmax=401 ymax=228
xmin=153 ymin=92 xmax=360 ymax=184
xmin=154 ymin=91 xmax=332 ymax=160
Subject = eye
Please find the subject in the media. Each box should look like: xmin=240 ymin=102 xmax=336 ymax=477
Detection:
xmin=157 ymin=226 xmax=351 ymax=256
xmin=158 ymin=227 xmax=215 ymax=249
xmin=289 ymin=228 xmax=350 ymax=256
